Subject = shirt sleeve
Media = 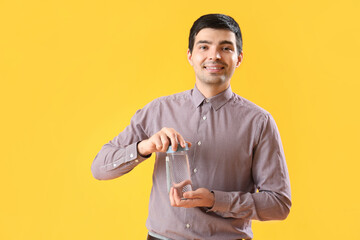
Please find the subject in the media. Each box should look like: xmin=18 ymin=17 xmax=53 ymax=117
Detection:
xmin=208 ymin=114 xmax=292 ymax=221
xmin=91 ymin=101 xmax=157 ymax=180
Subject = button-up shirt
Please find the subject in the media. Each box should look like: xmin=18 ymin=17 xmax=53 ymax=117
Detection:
xmin=91 ymin=86 xmax=291 ymax=240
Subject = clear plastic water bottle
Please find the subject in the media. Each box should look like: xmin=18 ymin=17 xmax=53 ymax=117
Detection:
xmin=166 ymin=143 xmax=192 ymax=198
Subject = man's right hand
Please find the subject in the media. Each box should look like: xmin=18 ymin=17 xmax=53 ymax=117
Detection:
xmin=137 ymin=127 xmax=191 ymax=156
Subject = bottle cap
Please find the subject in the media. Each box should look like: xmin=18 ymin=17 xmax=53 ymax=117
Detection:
xmin=166 ymin=142 xmax=189 ymax=153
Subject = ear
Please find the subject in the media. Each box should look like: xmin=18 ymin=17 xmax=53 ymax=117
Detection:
xmin=236 ymin=51 xmax=243 ymax=68
xmin=187 ymin=49 xmax=193 ymax=66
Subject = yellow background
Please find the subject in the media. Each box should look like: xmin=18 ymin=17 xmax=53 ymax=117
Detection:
xmin=1 ymin=0 xmax=359 ymax=239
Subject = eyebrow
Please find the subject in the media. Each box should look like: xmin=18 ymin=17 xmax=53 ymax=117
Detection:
xmin=195 ymin=40 xmax=234 ymax=46
xmin=219 ymin=40 xmax=234 ymax=46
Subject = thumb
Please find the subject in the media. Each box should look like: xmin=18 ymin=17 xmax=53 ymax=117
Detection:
xmin=183 ymin=191 xmax=197 ymax=199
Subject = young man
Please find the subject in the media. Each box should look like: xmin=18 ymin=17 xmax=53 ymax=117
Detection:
xmin=91 ymin=14 xmax=291 ymax=240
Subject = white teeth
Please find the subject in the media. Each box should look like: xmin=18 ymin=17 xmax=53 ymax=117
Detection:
xmin=206 ymin=67 xmax=222 ymax=69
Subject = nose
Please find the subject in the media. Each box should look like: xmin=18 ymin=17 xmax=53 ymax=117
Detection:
xmin=208 ymin=48 xmax=221 ymax=60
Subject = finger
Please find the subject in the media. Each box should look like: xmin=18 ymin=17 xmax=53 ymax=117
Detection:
xmin=152 ymin=135 xmax=163 ymax=151
xmin=173 ymin=188 xmax=182 ymax=206
xmin=170 ymin=132 xmax=178 ymax=152
xmin=186 ymin=198 xmax=201 ymax=208
xmin=186 ymin=141 xmax=192 ymax=148
xmin=164 ymin=128 xmax=178 ymax=151
xmin=183 ymin=191 xmax=192 ymax=199
xmin=159 ymin=133 xmax=170 ymax=152
xmin=169 ymin=187 xmax=175 ymax=206
xmin=183 ymin=188 xmax=205 ymax=199
xmin=177 ymin=134 xmax=186 ymax=148
xmin=179 ymin=198 xmax=201 ymax=208
xmin=177 ymin=199 xmax=191 ymax=208
xmin=183 ymin=190 xmax=197 ymax=199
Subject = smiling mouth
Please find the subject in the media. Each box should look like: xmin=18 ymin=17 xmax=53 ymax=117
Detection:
xmin=203 ymin=66 xmax=225 ymax=73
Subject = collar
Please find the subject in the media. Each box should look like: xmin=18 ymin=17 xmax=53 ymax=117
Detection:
xmin=191 ymin=85 xmax=233 ymax=111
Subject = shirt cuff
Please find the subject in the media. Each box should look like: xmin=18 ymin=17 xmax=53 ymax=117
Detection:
xmin=207 ymin=190 xmax=230 ymax=213
xmin=103 ymin=142 xmax=150 ymax=171
xmin=125 ymin=141 xmax=151 ymax=163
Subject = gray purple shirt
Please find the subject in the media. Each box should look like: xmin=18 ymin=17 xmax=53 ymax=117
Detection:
xmin=91 ymin=86 xmax=291 ymax=240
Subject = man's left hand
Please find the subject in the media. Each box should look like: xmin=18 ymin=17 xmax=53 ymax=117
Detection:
xmin=169 ymin=187 xmax=215 ymax=208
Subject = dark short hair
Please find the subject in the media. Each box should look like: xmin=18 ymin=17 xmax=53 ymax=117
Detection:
xmin=188 ymin=14 xmax=243 ymax=56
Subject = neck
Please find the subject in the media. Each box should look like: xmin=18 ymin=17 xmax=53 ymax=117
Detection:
xmin=195 ymin=81 xmax=230 ymax=98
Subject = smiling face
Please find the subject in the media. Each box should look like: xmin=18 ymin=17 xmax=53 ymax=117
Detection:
xmin=188 ymin=28 xmax=243 ymax=91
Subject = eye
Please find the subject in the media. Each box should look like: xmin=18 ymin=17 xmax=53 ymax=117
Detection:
xmin=199 ymin=45 xmax=208 ymax=50
xmin=222 ymin=47 xmax=233 ymax=52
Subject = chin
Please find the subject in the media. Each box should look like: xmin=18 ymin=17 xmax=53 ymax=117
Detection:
xmin=202 ymin=77 xmax=227 ymax=85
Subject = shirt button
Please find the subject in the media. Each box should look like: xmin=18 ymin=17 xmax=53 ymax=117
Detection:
xmin=197 ymin=141 xmax=201 ymax=146
xmin=202 ymin=116 xmax=207 ymax=120
xmin=130 ymin=153 xmax=134 ymax=158
xmin=135 ymin=159 xmax=139 ymax=163
xmin=194 ymin=168 xmax=198 ymax=173
xmin=205 ymin=99 xmax=210 ymax=103
xmin=186 ymin=223 xmax=190 ymax=228
xmin=113 ymin=163 xmax=117 ymax=167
